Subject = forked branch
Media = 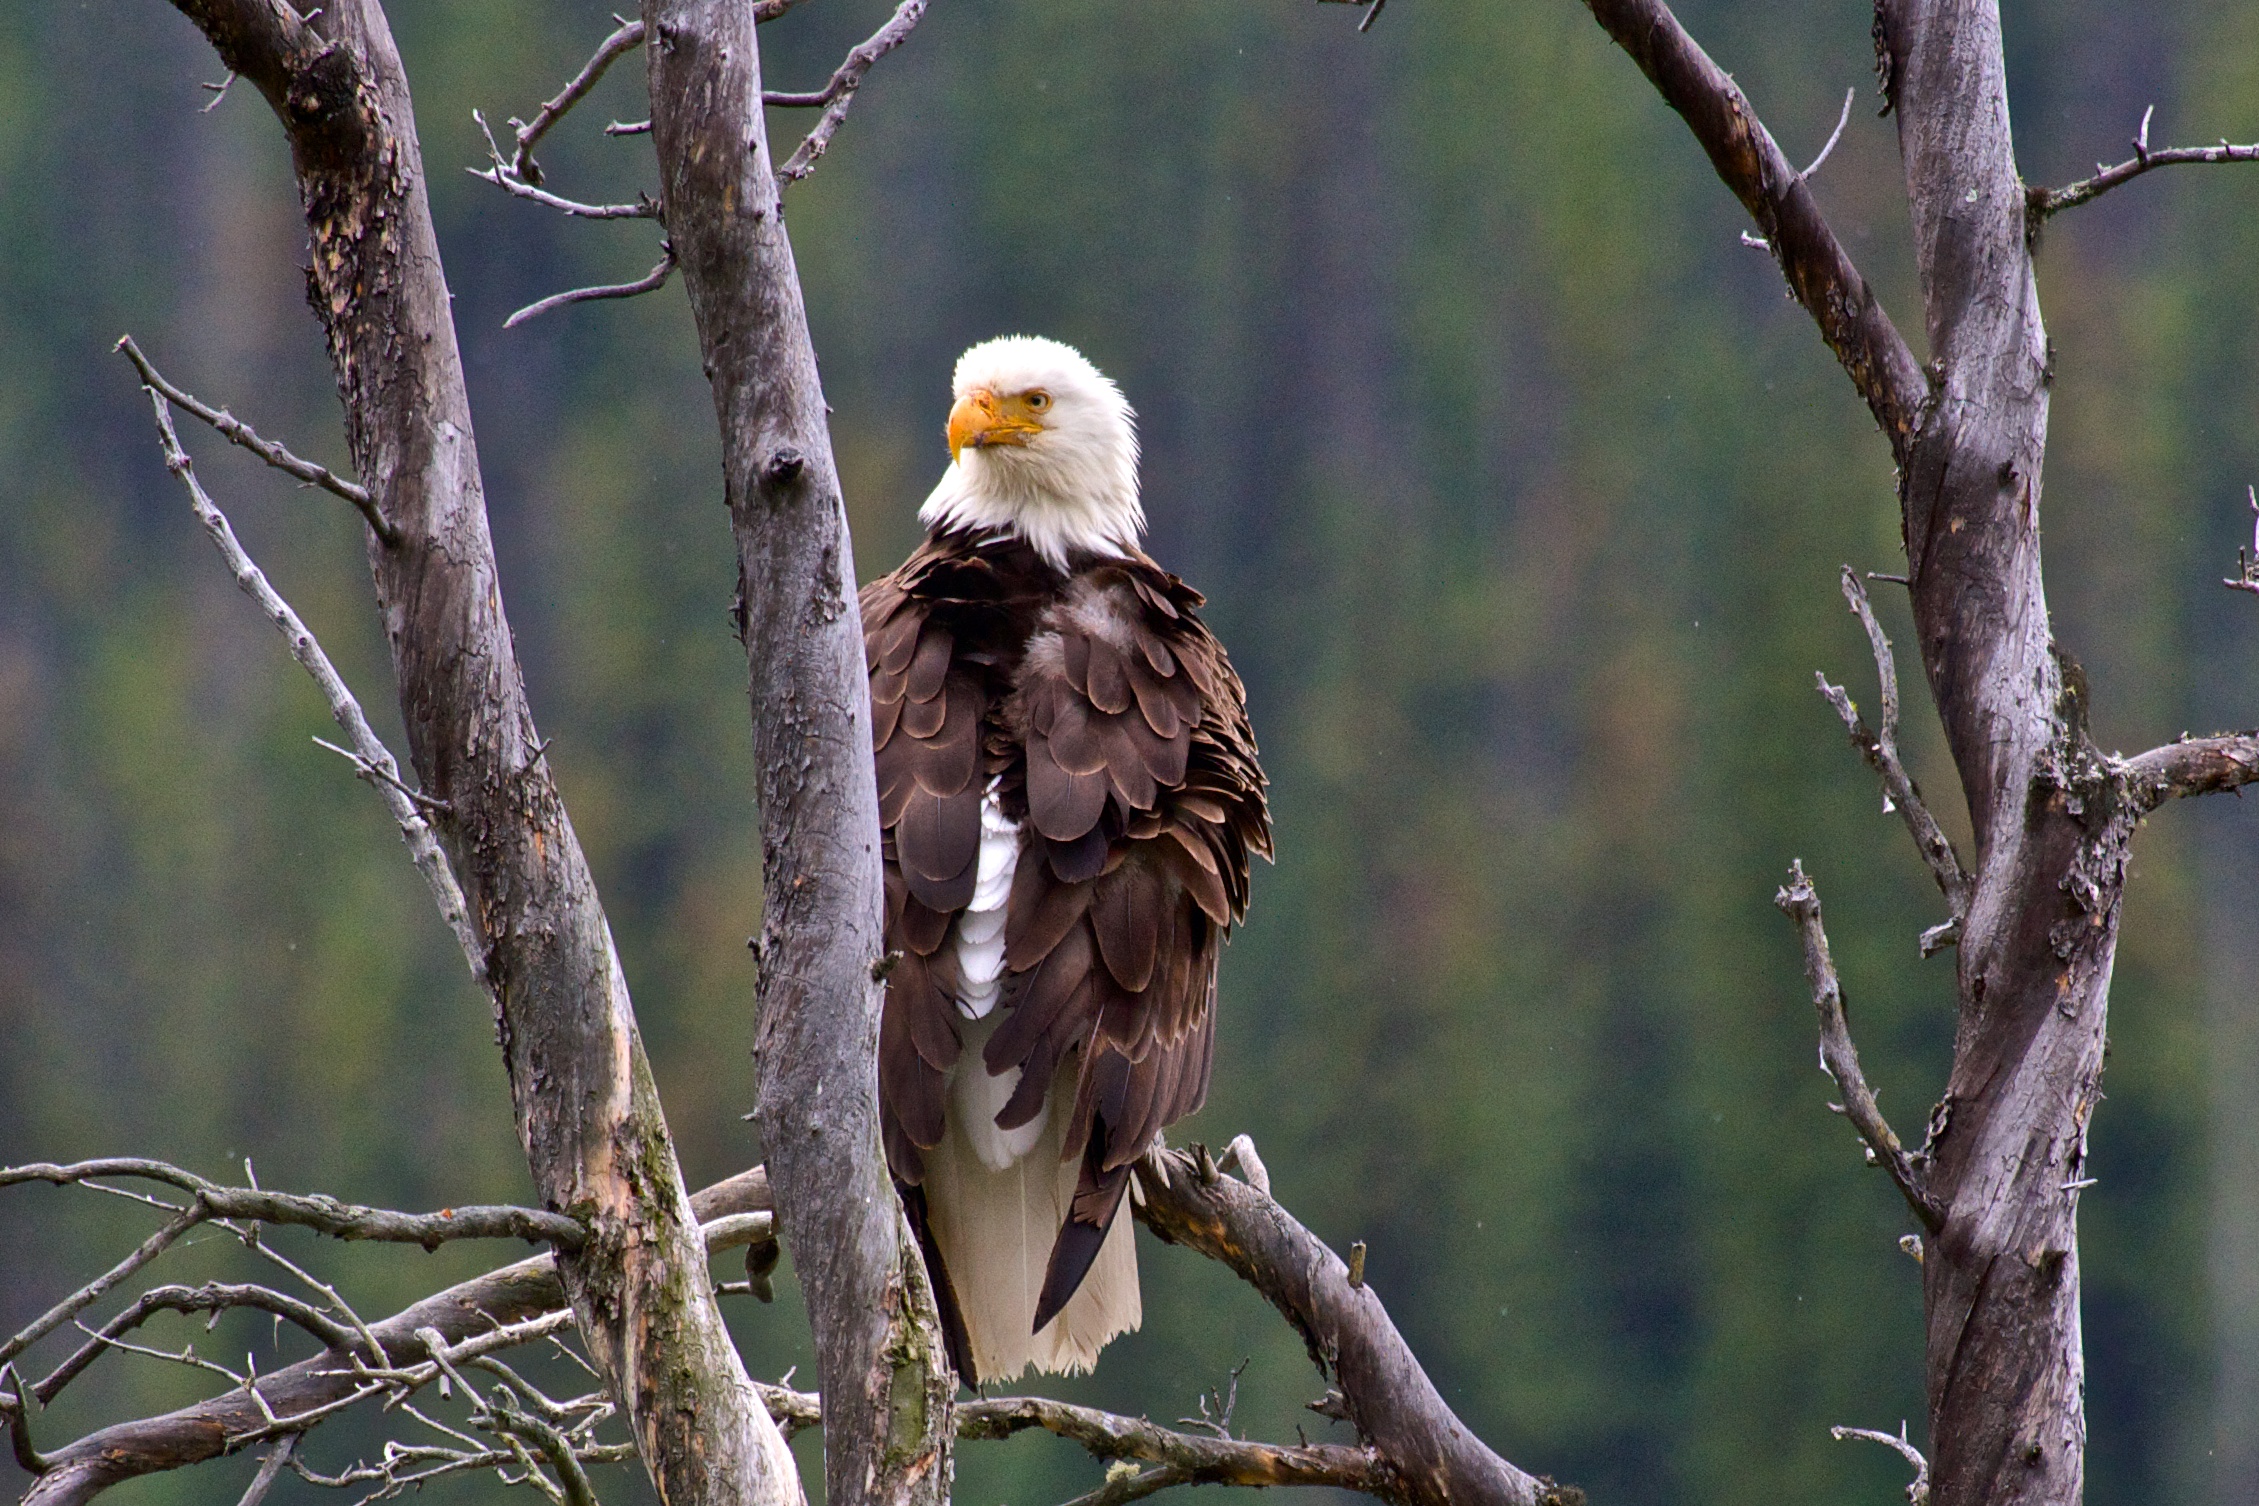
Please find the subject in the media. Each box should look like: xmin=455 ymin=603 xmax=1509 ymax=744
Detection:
xmin=506 ymin=17 xmax=649 ymax=185
xmin=1581 ymin=0 xmax=1926 ymax=450
xmin=776 ymin=0 xmax=928 ymax=182
xmin=1774 ymin=862 xmax=1943 ymax=1233
xmin=1133 ymin=1146 xmax=1579 ymax=1506
xmin=1830 ymin=1420 xmax=1931 ymax=1505
xmin=960 ymin=1394 xmax=1391 ymax=1500
xmin=5 ymin=1170 xmax=772 ymax=1504
xmin=2027 ymin=105 xmax=2259 ymax=224
xmin=123 ymin=372 xmax=486 ymax=983
xmin=1815 ymin=566 xmax=1971 ymax=954
xmin=117 ymin=336 xmax=390 ymax=544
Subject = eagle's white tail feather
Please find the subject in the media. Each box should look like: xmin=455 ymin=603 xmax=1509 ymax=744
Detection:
xmin=924 ymin=1031 xmax=1140 ymax=1383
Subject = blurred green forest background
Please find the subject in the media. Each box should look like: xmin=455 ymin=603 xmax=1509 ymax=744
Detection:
xmin=5 ymin=2 xmax=2259 ymax=1503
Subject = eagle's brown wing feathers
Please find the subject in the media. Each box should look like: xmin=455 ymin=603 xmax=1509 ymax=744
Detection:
xmin=865 ymin=535 xmax=1269 ymax=1348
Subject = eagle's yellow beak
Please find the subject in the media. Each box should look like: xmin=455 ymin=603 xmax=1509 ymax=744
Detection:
xmin=948 ymin=388 xmax=1045 ymax=462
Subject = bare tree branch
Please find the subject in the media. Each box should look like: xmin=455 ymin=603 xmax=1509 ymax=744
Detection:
xmin=146 ymin=2 xmax=802 ymax=1500
xmin=35 ymin=1284 xmax=367 ymax=1405
xmin=645 ymin=2 xmax=953 ymax=1501
xmin=1815 ymin=565 xmax=1972 ymax=953
xmin=1581 ymin=0 xmax=1928 ymax=452
xmin=1799 ymin=87 xmax=1855 ymax=179
xmin=1831 ymin=1420 xmax=1931 ymax=1505
xmin=2119 ymin=733 xmax=2259 ymax=812
xmin=116 ymin=337 xmax=390 ymax=543
xmin=1773 ymin=862 xmax=1944 ymax=1232
xmin=473 ymin=112 xmax=660 ymax=218
xmin=0 ymin=1204 xmax=204 ymax=1374
xmin=10 ymin=1170 xmax=771 ymax=1505
xmin=775 ymin=0 xmax=928 ymax=183
xmin=3 ymin=1162 xmax=583 ymax=1253
xmin=505 ymin=250 xmax=676 ymax=330
xmin=2026 ymin=104 xmax=2259 ymax=223
xmin=960 ymin=1395 xmax=1393 ymax=1499
xmin=125 ymin=387 xmax=487 ymax=985
xmin=1132 ymin=1146 xmax=1579 ymax=1506
xmin=234 ymin=1436 xmax=294 ymax=1506
xmin=508 ymin=17 xmax=648 ymax=185
xmin=1 ymin=1367 xmax=49 ymax=1477
xmin=2224 ymin=484 xmax=2259 ymax=595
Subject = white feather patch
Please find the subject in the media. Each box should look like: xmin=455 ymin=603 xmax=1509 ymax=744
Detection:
xmin=954 ymin=782 xmax=1019 ymax=1020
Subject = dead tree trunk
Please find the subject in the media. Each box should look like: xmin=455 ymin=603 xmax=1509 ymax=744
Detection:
xmin=154 ymin=4 xmax=799 ymax=1503
xmin=1880 ymin=8 xmax=2091 ymax=1501
xmin=1582 ymin=2 xmax=2259 ymax=1502
xmin=642 ymin=5 xmax=956 ymax=1504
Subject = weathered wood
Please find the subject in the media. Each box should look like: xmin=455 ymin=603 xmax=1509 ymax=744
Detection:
xmin=1878 ymin=7 xmax=2099 ymax=1502
xmin=17 ymin=1171 xmax=774 ymax=1506
xmin=1583 ymin=1 xmax=2215 ymax=1500
xmin=1135 ymin=1149 xmax=1577 ymax=1506
xmin=150 ymin=5 xmax=800 ymax=1505
xmin=1581 ymin=0 xmax=1928 ymax=451
xmin=640 ymin=5 xmax=953 ymax=1504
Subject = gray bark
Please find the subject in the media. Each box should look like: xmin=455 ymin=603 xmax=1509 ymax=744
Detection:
xmin=19 ymin=1173 xmax=773 ymax=1506
xmin=1135 ymin=1150 xmax=1575 ymax=1506
xmin=1880 ymin=8 xmax=2094 ymax=1501
xmin=155 ymin=5 xmax=799 ymax=1504
xmin=640 ymin=6 xmax=954 ymax=1505
xmin=1582 ymin=1 xmax=2259 ymax=1501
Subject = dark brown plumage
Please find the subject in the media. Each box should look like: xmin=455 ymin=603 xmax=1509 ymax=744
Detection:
xmin=865 ymin=526 xmax=1269 ymax=1379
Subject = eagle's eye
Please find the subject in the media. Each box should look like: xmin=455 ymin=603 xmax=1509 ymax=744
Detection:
xmin=1025 ymin=390 xmax=1052 ymax=412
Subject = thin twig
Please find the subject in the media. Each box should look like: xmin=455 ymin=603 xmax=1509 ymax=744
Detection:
xmin=1831 ymin=1420 xmax=1930 ymax=1505
xmin=4 ymin=1160 xmax=582 ymax=1250
xmin=473 ymin=110 xmax=659 ymax=218
xmin=958 ymin=1394 xmax=1390 ymax=1498
xmin=1817 ymin=565 xmax=1971 ymax=953
xmin=1799 ymin=87 xmax=1855 ymax=180
xmin=0 ymin=1203 xmax=204 ymax=1370
xmin=777 ymin=0 xmax=928 ymax=183
xmin=509 ymin=19 xmax=645 ymax=185
xmin=1 ymin=1365 xmax=49 ymax=1475
xmin=37 ymin=1283 xmax=366 ymax=1404
xmin=604 ymin=118 xmax=650 ymax=136
xmin=236 ymin=1434 xmax=296 ymax=1506
xmin=2224 ymin=485 xmax=2259 ymax=595
xmin=505 ymin=249 xmax=676 ymax=330
xmin=312 ymin=736 xmax=449 ymax=814
xmin=71 ymin=1320 xmax=251 ymax=1390
xmin=2027 ymin=105 xmax=2259 ymax=222
xmin=232 ymin=1232 xmax=389 ymax=1384
xmin=132 ymin=390 xmax=490 ymax=984
xmin=1056 ymin=1465 xmax=1193 ymax=1506
xmin=1775 ymin=862 xmax=1944 ymax=1233
xmin=117 ymin=336 xmax=391 ymax=543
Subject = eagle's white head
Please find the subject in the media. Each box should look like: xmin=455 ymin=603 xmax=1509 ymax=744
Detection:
xmin=918 ymin=335 xmax=1143 ymax=569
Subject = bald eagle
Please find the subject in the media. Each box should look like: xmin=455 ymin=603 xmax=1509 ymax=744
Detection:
xmin=864 ymin=336 xmax=1271 ymax=1384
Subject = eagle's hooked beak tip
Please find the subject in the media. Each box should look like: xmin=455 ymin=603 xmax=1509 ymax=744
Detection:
xmin=948 ymin=389 xmax=1036 ymax=463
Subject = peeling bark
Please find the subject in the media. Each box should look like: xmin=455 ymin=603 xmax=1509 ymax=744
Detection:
xmin=153 ymin=4 xmax=799 ymax=1504
xmin=1136 ymin=1150 xmax=1576 ymax=1506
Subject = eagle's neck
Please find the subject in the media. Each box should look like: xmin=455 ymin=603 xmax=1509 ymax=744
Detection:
xmin=918 ymin=449 xmax=1142 ymax=571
